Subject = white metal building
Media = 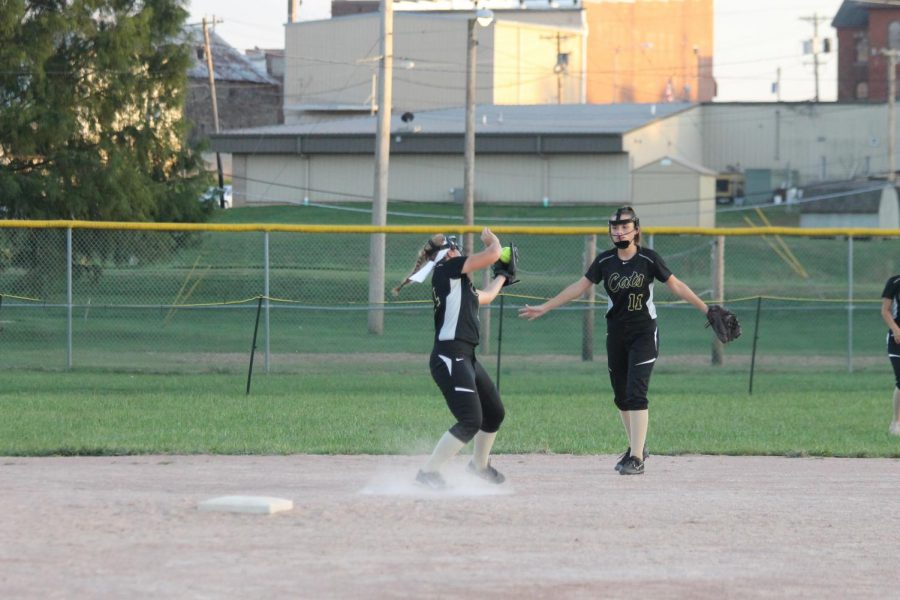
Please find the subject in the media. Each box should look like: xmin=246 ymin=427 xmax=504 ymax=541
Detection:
xmin=213 ymin=103 xmax=705 ymax=221
xmin=212 ymin=101 xmax=900 ymax=227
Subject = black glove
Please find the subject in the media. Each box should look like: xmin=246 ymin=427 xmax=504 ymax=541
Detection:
xmin=705 ymin=305 xmax=742 ymax=343
xmin=491 ymin=243 xmax=519 ymax=287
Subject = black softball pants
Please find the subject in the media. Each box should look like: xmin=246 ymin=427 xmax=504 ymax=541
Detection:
xmin=430 ymin=341 xmax=505 ymax=443
xmin=606 ymin=323 xmax=659 ymax=411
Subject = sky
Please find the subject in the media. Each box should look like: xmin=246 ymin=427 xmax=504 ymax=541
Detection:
xmin=186 ymin=0 xmax=846 ymax=102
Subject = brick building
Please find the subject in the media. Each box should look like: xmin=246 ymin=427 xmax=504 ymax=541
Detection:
xmin=834 ymin=0 xmax=900 ymax=101
xmin=582 ymin=0 xmax=714 ymax=104
xmin=185 ymin=29 xmax=283 ymax=146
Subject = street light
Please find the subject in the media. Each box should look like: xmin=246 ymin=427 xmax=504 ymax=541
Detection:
xmin=463 ymin=7 xmax=494 ymax=252
xmin=475 ymin=7 xmax=494 ymax=27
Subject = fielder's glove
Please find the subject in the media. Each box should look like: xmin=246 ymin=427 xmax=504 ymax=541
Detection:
xmin=705 ymin=304 xmax=742 ymax=343
xmin=491 ymin=243 xmax=520 ymax=287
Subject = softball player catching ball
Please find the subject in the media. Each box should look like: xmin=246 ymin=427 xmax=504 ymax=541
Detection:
xmin=393 ymin=227 xmax=514 ymax=489
xmin=519 ymin=207 xmax=710 ymax=475
xmin=880 ymin=274 xmax=900 ymax=435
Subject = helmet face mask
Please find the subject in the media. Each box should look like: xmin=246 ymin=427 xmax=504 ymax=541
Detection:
xmin=608 ymin=206 xmax=640 ymax=249
xmin=426 ymin=234 xmax=463 ymax=257
xmin=444 ymin=235 xmax=462 ymax=254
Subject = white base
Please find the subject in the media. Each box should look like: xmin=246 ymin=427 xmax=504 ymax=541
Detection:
xmin=197 ymin=495 xmax=293 ymax=514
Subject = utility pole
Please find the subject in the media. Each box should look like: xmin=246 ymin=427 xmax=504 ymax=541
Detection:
xmin=463 ymin=8 xmax=494 ymax=254
xmin=288 ymin=0 xmax=300 ymax=23
xmin=368 ymin=0 xmax=393 ymax=334
xmin=464 ymin=17 xmax=478 ymax=254
xmin=881 ymin=49 xmax=900 ymax=182
xmin=800 ymin=13 xmax=829 ymax=102
xmin=775 ymin=66 xmax=782 ymax=101
xmin=202 ymin=17 xmax=226 ymax=207
xmin=542 ymin=32 xmax=572 ymax=104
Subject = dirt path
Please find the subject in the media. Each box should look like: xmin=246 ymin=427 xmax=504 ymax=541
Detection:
xmin=1 ymin=454 xmax=898 ymax=599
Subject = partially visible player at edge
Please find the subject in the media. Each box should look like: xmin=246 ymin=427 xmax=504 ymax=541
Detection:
xmin=393 ymin=227 xmax=512 ymax=489
xmin=519 ymin=206 xmax=710 ymax=475
xmin=880 ymin=273 xmax=900 ymax=435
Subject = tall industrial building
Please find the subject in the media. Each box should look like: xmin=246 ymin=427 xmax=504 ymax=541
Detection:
xmin=330 ymin=0 xmax=715 ymax=105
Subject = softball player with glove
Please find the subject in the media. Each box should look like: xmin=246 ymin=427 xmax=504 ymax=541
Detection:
xmin=394 ymin=227 xmax=514 ymax=489
xmin=519 ymin=207 xmax=714 ymax=475
xmin=880 ymin=274 xmax=900 ymax=435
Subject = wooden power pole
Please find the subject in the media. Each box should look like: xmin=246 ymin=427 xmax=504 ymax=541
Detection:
xmin=882 ymin=49 xmax=900 ymax=182
xmin=202 ymin=17 xmax=226 ymax=208
xmin=368 ymin=0 xmax=394 ymax=334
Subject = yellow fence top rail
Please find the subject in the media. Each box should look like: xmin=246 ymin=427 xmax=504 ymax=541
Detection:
xmin=2 ymin=219 xmax=900 ymax=237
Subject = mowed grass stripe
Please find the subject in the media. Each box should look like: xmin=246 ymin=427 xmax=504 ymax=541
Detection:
xmin=2 ymin=367 xmax=898 ymax=457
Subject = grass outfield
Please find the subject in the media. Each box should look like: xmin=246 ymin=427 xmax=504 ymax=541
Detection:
xmin=2 ymin=364 xmax=898 ymax=457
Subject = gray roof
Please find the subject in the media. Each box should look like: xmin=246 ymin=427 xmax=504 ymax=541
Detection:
xmin=185 ymin=29 xmax=279 ymax=85
xmin=798 ymin=180 xmax=892 ymax=213
xmin=833 ymin=1 xmax=900 ymax=28
xmin=219 ymin=103 xmax=694 ymax=136
xmin=211 ymin=103 xmax=695 ymax=156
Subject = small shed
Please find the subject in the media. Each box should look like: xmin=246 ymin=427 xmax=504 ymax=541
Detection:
xmin=631 ymin=156 xmax=717 ymax=227
xmin=798 ymin=180 xmax=899 ymax=229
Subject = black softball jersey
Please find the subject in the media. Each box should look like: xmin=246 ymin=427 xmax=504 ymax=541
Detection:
xmin=585 ymin=246 xmax=672 ymax=327
xmin=431 ymin=256 xmax=480 ymax=345
xmin=883 ymin=275 xmax=900 ymax=326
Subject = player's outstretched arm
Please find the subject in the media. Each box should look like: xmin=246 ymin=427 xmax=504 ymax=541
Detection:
xmin=665 ymin=275 xmax=709 ymax=314
xmin=519 ymin=276 xmax=592 ymax=321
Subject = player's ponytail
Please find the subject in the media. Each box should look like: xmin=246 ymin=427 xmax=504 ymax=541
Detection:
xmin=392 ymin=234 xmax=446 ymax=296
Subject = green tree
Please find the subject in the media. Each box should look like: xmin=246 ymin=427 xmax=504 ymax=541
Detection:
xmin=0 ymin=0 xmax=211 ymax=222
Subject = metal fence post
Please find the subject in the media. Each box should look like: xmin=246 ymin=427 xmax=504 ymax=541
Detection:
xmin=711 ymin=235 xmax=725 ymax=365
xmin=847 ymin=235 xmax=854 ymax=373
xmin=66 ymin=227 xmax=73 ymax=370
xmin=264 ymin=231 xmax=271 ymax=374
xmin=582 ymin=234 xmax=596 ymax=361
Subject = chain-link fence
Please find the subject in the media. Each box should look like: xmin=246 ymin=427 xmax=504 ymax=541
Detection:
xmin=0 ymin=222 xmax=897 ymax=374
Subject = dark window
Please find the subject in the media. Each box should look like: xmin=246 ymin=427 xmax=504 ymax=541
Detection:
xmin=890 ymin=21 xmax=900 ymax=50
xmin=855 ymin=33 xmax=869 ymax=63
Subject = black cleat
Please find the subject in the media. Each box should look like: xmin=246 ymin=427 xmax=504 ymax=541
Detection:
xmin=415 ymin=470 xmax=447 ymax=490
xmin=614 ymin=447 xmax=649 ymax=472
xmin=466 ymin=460 xmax=506 ymax=484
xmin=618 ymin=455 xmax=645 ymax=475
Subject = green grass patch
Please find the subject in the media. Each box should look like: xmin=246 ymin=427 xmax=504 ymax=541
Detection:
xmin=2 ymin=366 xmax=898 ymax=457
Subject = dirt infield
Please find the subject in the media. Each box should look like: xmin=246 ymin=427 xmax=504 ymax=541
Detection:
xmin=2 ymin=454 xmax=898 ymax=599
